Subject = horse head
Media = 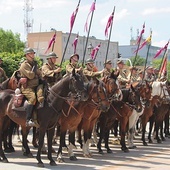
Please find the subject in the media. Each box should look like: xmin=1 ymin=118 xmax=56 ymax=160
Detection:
xmin=101 ymin=72 xmax=122 ymax=102
xmin=152 ymin=81 xmax=170 ymax=104
xmin=87 ymin=78 xmax=110 ymax=112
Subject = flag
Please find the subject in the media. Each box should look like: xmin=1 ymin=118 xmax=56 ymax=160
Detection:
xmin=159 ymin=53 xmax=168 ymax=77
xmin=134 ymin=32 xmax=152 ymax=53
xmin=70 ymin=1 xmax=80 ymax=32
xmin=84 ymin=2 xmax=96 ymax=32
xmin=72 ymin=33 xmax=79 ymax=54
xmin=91 ymin=43 xmax=101 ymax=59
xmin=105 ymin=10 xmax=114 ymax=38
xmin=136 ymin=22 xmax=145 ymax=45
xmin=153 ymin=41 xmax=169 ymax=59
xmin=44 ymin=32 xmax=56 ymax=54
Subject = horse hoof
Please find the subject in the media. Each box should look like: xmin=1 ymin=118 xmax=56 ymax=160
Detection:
xmin=84 ymin=154 xmax=91 ymax=158
xmin=107 ymin=149 xmax=112 ymax=153
xmin=57 ymin=158 xmax=65 ymax=163
xmin=90 ymin=144 xmax=96 ymax=147
xmin=162 ymin=137 xmax=166 ymax=141
xmin=122 ymin=148 xmax=129 ymax=153
xmin=23 ymin=152 xmax=34 ymax=158
xmin=157 ymin=140 xmax=162 ymax=144
xmin=143 ymin=142 xmax=148 ymax=146
xmin=37 ymin=162 xmax=44 ymax=168
xmin=50 ymin=161 xmax=57 ymax=166
xmin=148 ymin=140 xmax=153 ymax=143
xmin=70 ymin=156 xmax=78 ymax=161
xmin=98 ymin=150 xmax=104 ymax=155
xmin=4 ymin=148 xmax=14 ymax=153
xmin=2 ymin=159 xmax=9 ymax=163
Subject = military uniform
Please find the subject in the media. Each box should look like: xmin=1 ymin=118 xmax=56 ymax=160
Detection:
xmin=0 ymin=67 xmax=8 ymax=83
xmin=66 ymin=63 xmax=80 ymax=74
xmin=83 ymin=58 xmax=103 ymax=81
xmin=144 ymin=72 xmax=155 ymax=82
xmin=102 ymin=68 xmax=112 ymax=77
xmin=19 ymin=60 xmax=43 ymax=105
xmin=117 ymin=69 xmax=129 ymax=88
xmin=41 ymin=52 xmax=62 ymax=87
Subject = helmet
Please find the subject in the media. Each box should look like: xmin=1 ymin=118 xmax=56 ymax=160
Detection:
xmin=47 ymin=52 xmax=58 ymax=59
xmin=85 ymin=58 xmax=94 ymax=64
xmin=104 ymin=59 xmax=112 ymax=65
xmin=24 ymin=48 xmax=35 ymax=55
xmin=70 ymin=53 xmax=79 ymax=59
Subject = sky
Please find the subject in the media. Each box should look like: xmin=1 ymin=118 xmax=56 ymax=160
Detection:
xmin=0 ymin=0 xmax=170 ymax=48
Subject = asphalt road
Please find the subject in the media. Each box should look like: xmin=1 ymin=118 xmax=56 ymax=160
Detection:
xmin=0 ymin=130 xmax=170 ymax=170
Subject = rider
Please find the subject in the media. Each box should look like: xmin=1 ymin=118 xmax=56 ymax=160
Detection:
xmin=116 ymin=60 xmax=130 ymax=88
xmin=83 ymin=58 xmax=104 ymax=81
xmin=127 ymin=66 xmax=138 ymax=83
xmin=19 ymin=48 xmax=44 ymax=127
xmin=102 ymin=59 xmax=113 ymax=77
xmin=0 ymin=58 xmax=8 ymax=83
xmin=66 ymin=53 xmax=82 ymax=74
xmin=41 ymin=52 xmax=62 ymax=87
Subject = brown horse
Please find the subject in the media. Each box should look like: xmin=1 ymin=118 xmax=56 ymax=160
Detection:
xmin=55 ymin=73 xmax=120 ymax=161
xmin=0 ymin=69 xmax=88 ymax=167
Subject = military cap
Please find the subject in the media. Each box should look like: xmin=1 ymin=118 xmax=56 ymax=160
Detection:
xmin=24 ymin=48 xmax=35 ymax=55
xmin=47 ymin=52 xmax=58 ymax=59
xmin=104 ymin=59 xmax=112 ymax=65
xmin=146 ymin=66 xmax=153 ymax=70
xmin=117 ymin=60 xmax=124 ymax=64
xmin=139 ymin=70 xmax=144 ymax=74
xmin=70 ymin=53 xmax=79 ymax=60
xmin=85 ymin=58 xmax=94 ymax=64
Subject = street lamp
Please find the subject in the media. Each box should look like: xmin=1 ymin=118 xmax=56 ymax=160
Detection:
xmin=87 ymin=43 xmax=94 ymax=56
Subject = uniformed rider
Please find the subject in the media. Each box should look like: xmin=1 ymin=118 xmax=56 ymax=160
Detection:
xmin=41 ymin=52 xmax=62 ymax=87
xmin=19 ymin=48 xmax=44 ymax=127
xmin=102 ymin=59 xmax=113 ymax=77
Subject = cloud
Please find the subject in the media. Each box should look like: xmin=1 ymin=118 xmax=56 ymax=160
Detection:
xmin=142 ymin=7 xmax=170 ymax=15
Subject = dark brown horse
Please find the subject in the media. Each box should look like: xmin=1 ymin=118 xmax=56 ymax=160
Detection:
xmin=0 ymin=69 xmax=88 ymax=167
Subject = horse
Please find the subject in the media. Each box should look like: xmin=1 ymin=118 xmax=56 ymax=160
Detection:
xmin=97 ymin=84 xmax=142 ymax=154
xmin=148 ymin=81 xmax=170 ymax=144
xmin=0 ymin=69 xmax=88 ymax=167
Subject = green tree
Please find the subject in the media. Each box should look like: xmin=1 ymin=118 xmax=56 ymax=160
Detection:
xmin=0 ymin=28 xmax=25 ymax=53
xmin=127 ymin=55 xmax=145 ymax=66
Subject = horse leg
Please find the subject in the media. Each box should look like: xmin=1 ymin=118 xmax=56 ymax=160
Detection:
xmin=142 ymin=123 xmax=147 ymax=146
xmin=56 ymin=131 xmax=67 ymax=163
xmin=155 ymin=121 xmax=161 ymax=143
xmin=97 ymin=122 xmax=105 ymax=154
xmin=160 ymin=121 xmax=165 ymax=141
xmin=32 ymin=127 xmax=38 ymax=148
xmin=47 ymin=128 xmax=56 ymax=166
xmin=82 ymin=131 xmax=91 ymax=157
xmin=36 ymin=128 xmax=46 ymax=167
xmin=164 ymin=111 xmax=170 ymax=137
xmin=0 ymin=119 xmax=9 ymax=163
xmin=68 ymin=132 xmax=77 ymax=161
xmin=21 ymin=127 xmax=33 ymax=157
xmin=104 ymin=129 xmax=112 ymax=153
xmin=148 ymin=116 xmax=154 ymax=143
xmin=128 ymin=127 xmax=136 ymax=149
xmin=120 ymin=119 xmax=129 ymax=152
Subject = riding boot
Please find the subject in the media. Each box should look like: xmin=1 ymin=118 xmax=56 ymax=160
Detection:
xmin=26 ymin=104 xmax=36 ymax=127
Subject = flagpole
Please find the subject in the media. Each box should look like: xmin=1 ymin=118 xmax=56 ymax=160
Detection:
xmin=104 ymin=6 xmax=115 ymax=67
xmin=82 ymin=0 xmax=96 ymax=67
xmin=60 ymin=0 xmax=81 ymax=67
xmin=142 ymin=30 xmax=152 ymax=81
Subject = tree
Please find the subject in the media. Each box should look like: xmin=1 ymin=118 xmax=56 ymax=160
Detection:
xmin=0 ymin=28 xmax=25 ymax=53
xmin=127 ymin=55 xmax=145 ymax=66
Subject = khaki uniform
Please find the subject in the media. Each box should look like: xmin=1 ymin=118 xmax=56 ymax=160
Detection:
xmin=127 ymin=73 xmax=138 ymax=83
xmin=144 ymin=72 xmax=155 ymax=82
xmin=117 ymin=69 xmax=128 ymax=88
xmin=19 ymin=60 xmax=43 ymax=105
xmin=0 ymin=67 xmax=8 ymax=83
xmin=102 ymin=68 xmax=111 ymax=77
xmin=83 ymin=67 xmax=101 ymax=81
xmin=66 ymin=63 xmax=79 ymax=74
xmin=42 ymin=63 xmax=62 ymax=87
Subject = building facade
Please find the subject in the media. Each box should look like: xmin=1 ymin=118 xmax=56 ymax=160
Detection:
xmin=27 ymin=31 xmax=119 ymax=70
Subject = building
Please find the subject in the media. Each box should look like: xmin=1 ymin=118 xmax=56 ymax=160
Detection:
xmin=27 ymin=31 xmax=119 ymax=70
xmin=119 ymin=37 xmax=169 ymax=66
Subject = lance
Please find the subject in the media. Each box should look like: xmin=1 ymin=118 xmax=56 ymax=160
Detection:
xmin=104 ymin=6 xmax=115 ymax=68
xmin=142 ymin=30 xmax=152 ymax=81
xmin=158 ymin=45 xmax=169 ymax=79
xmin=60 ymin=0 xmax=81 ymax=67
xmin=82 ymin=0 xmax=96 ymax=67
xmin=130 ymin=22 xmax=145 ymax=81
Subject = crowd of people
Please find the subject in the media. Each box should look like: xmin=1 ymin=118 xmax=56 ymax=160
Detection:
xmin=0 ymin=47 xmax=167 ymax=126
